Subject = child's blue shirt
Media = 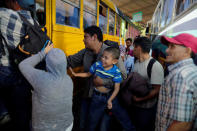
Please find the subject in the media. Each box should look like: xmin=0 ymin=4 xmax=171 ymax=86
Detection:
xmin=89 ymin=61 xmax=122 ymax=84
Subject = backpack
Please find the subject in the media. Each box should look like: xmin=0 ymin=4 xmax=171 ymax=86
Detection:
xmin=2 ymin=13 xmax=51 ymax=66
xmin=120 ymin=58 xmax=156 ymax=106
xmin=104 ymin=40 xmax=119 ymax=49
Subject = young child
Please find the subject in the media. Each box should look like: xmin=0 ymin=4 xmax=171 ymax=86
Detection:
xmin=70 ymin=47 xmax=121 ymax=109
xmin=70 ymin=47 xmax=135 ymax=131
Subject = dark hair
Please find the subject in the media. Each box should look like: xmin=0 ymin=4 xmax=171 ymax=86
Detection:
xmin=104 ymin=47 xmax=120 ymax=60
xmin=133 ymin=37 xmax=152 ymax=53
xmin=126 ymin=38 xmax=132 ymax=43
xmin=84 ymin=25 xmax=103 ymax=42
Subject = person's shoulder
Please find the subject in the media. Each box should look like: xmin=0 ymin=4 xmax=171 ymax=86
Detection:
xmin=77 ymin=48 xmax=87 ymax=54
xmin=113 ymin=64 xmax=121 ymax=73
xmin=151 ymin=58 xmax=163 ymax=69
xmin=178 ymin=64 xmax=197 ymax=79
xmin=0 ymin=8 xmax=19 ymax=18
xmin=95 ymin=61 xmax=102 ymax=66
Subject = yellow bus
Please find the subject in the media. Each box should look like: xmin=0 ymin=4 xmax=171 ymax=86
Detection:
xmin=35 ymin=0 xmax=140 ymax=56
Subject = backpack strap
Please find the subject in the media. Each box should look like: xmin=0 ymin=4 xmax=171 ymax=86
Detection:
xmin=147 ymin=58 xmax=156 ymax=79
xmin=18 ymin=13 xmax=43 ymax=40
xmin=18 ymin=13 xmax=39 ymax=29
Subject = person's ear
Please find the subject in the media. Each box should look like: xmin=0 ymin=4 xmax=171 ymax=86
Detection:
xmin=112 ymin=59 xmax=118 ymax=64
xmin=185 ymin=47 xmax=192 ymax=57
xmin=93 ymin=34 xmax=97 ymax=41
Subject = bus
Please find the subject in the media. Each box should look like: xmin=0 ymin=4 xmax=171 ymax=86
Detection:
xmin=149 ymin=0 xmax=197 ymax=39
xmin=35 ymin=0 xmax=140 ymax=56
xmin=147 ymin=0 xmax=197 ymax=66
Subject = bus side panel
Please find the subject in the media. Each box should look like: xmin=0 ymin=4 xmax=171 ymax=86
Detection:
xmin=52 ymin=31 xmax=84 ymax=55
xmin=103 ymin=34 xmax=124 ymax=46
xmin=45 ymin=0 xmax=52 ymax=39
xmin=51 ymin=0 xmax=84 ymax=56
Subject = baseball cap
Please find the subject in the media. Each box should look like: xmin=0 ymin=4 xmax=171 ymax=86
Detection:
xmin=161 ymin=33 xmax=197 ymax=53
xmin=17 ymin=0 xmax=35 ymax=9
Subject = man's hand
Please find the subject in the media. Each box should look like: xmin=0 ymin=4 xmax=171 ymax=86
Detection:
xmin=107 ymin=100 xmax=112 ymax=109
xmin=69 ymin=67 xmax=76 ymax=76
xmin=44 ymin=41 xmax=53 ymax=54
xmin=93 ymin=76 xmax=103 ymax=86
xmin=132 ymin=95 xmax=144 ymax=102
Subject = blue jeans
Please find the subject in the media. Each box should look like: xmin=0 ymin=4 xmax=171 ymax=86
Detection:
xmin=0 ymin=66 xmax=31 ymax=131
xmin=0 ymin=99 xmax=7 ymax=117
xmin=111 ymin=98 xmax=136 ymax=131
xmin=79 ymin=98 xmax=91 ymax=131
xmin=87 ymin=91 xmax=135 ymax=131
xmin=0 ymin=66 xmax=15 ymax=117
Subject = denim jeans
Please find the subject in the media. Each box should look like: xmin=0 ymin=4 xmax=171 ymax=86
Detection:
xmin=0 ymin=66 xmax=31 ymax=131
xmin=87 ymin=91 xmax=135 ymax=131
xmin=0 ymin=99 xmax=7 ymax=117
xmin=79 ymin=98 xmax=91 ymax=131
xmin=0 ymin=66 xmax=15 ymax=117
xmin=111 ymin=98 xmax=136 ymax=131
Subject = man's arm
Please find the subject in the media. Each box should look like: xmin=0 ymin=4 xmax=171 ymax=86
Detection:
xmin=116 ymin=56 xmax=127 ymax=79
xmin=167 ymin=120 xmax=192 ymax=131
xmin=133 ymin=84 xmax=160 ymax=102
xmin=72 ymin=71 xmax=92 ymax=78
xmin=67 ymin=49 xmax=86 ymax=68
xmin=133 ymin=61 xmax=164 ymax=102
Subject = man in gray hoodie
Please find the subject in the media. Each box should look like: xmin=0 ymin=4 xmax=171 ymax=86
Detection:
xmin=19 ymin=44 xmax=73 ymax=131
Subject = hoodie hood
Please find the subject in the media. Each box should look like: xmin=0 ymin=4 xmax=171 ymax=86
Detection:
xmin=45 ymin=48 xmax=67 ymax=77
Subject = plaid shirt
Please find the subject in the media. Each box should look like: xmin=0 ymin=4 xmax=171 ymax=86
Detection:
xmin=0 ymin=8 xmax=34 ymax=66
xmin=155 ymin=58 xmax=197 ymax=131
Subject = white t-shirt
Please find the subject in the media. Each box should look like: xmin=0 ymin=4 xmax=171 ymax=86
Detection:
xmin=133 ymin=57 xmax=164 ymax=85
xmin=133 ymin=57 xmax=164 ymax=108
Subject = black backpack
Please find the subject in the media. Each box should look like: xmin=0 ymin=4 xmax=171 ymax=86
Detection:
xmin=104 ymin=40 xmax=119 ymax=49
xmin=2 ymin=13 xmax=51 ymax=65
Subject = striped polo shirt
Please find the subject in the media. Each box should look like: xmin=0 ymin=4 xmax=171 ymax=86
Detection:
xmin=89 ymin=61 xmax=122 ymax=85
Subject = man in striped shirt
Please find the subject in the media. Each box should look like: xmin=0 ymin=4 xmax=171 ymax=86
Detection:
xmin=155 ymin=33 xmax=197 ymax=131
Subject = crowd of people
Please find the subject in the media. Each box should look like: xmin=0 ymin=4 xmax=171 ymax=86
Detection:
xmin=0 ymin=0 xmax=196 ymax=131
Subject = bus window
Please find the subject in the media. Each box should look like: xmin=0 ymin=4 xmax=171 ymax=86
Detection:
xmin=109 ymin=9 xmax=115 ymax=35
xmin=121 ymin=19 xmax=125 ymax=38
xmin=83 ymin=0 xmax=97 ymax=29
xmin=35 ymin=0 xmax=45 ymax=26
xmin=176 ymin=0 xmax=191 ymax=15
xmin=116 ymin=15 xmax=121 ymax=37
xmin=56 ymin=0 xmax=80 ymax=28
xmin=154 ymin=4 xmax=161 ymax=33
xmin=99 ymin=4 xmax=107 ymax=34
xmin=160 ymin=0 xmax=174 ymax=28
xmin=128 ymin=24 xmax=133 ymax=38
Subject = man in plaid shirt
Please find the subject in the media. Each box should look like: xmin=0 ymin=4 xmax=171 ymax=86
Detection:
xmin=155 ymin=33 xmax=197 ymax=131
xmin=0 ymin=0 xmax=35 ymax=130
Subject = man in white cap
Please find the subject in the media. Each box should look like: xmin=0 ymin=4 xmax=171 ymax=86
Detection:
xmin=155 ymin=33 xmax=197 ymax=131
